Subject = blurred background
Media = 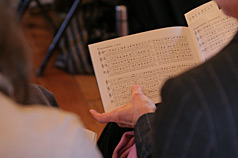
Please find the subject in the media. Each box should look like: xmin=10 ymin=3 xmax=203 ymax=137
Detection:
xmin=19 ymin=0 xmax=109 ymax=139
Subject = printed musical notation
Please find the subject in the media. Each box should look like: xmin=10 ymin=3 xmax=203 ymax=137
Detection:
xmin=186 ymin=1 xmax=218 ymax=25
xmin=193 ymin=14 xmax=238 ymax=59
xmin=105 ymin=63 xmax=197 ymax=107
xmin=97 ymin=35 xmax=196 ymax=77
xmin=89 ymin=26 xmax=200 ymax=112
xmin=89 ymin=0 xmax=238 ymax=112
xmin=97 ymin=41 xmax=155 ymax=76
xmin=151 ymin=36 xmax=194 ymax=65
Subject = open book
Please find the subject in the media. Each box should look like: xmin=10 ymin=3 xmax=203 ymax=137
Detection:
xmin=89 ymin=1 xmax=238 ymax=112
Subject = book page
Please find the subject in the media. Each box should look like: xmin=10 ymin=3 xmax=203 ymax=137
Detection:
xmin=89 ymin=27 xmax=201 ymax=112
xmin=185 ymin=1 xmax=238 ymax=61
xmin=185 ymin=1 xmax=219 ymax=26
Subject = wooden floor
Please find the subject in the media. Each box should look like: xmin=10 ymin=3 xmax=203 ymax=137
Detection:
xmin=21 ymin=7 xmax=106 ymax=139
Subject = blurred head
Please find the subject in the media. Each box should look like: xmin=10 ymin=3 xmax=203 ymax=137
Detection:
xmin=213 ymin=0 xmax=238 ymax=19
xmin=0 ymin=1 xmax=31 ymax=103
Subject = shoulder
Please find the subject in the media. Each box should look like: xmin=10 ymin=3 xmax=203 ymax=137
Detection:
xmin=20 ymin=106 xmax=101 ymax=157
xmin=153 ymin=33 xmax=238 ymax=157
xmin=0 ymin=94 xmax=101 ymax=158
xmin=26 ymin=84 xmax=59 ymax=107
xmin=161 ymin=33 xmax=238 ymax=106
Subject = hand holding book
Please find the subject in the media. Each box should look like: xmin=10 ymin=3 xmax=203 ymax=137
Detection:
xmin=89 ymin=85 xmax=156 ymax=128
xmin=89 ymin=1 xmax=238 ymax=113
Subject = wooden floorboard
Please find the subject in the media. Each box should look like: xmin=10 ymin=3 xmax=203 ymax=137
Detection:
xmin=21 ymin=7 xmax=105 ymax=139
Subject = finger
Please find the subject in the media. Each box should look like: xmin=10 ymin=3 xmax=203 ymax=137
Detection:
xmin=89 ymin=109 xmax=116 ymax=123
xmin=131 ymin=85 xmax=143 ymax=95
xmin=118 ymin=123 xmax=132 ymax=128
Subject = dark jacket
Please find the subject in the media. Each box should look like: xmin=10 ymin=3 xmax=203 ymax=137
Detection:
xmin=135 ymin=33 xmax=238 ymax=158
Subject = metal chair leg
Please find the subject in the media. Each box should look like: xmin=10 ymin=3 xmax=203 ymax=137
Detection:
xmin=18 ymin=0 xmax=57 ymax=32
xmin=17 ymin=0 xmax=31 ymax=19
xmin=36 ymin=0 xmax=81 ymax=76
xmin=34 ymin=0 xmax=57 ymax=31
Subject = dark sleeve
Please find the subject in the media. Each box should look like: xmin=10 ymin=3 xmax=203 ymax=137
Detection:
xmin=135 ymin=113 xmax=155 ymax=158
xmin=97 ymin=122 xmax=133 ymax=158
xmin=25 ymin=84 xmax=59 ymax=107
xmin=152 ymin=75 xmax=216 ymax=157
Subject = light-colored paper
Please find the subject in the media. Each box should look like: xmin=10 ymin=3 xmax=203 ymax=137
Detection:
xmin=185 ymin=1 xmax=238 ymax=60
xmin=89 ymin=1 xmax=238 ymax=112
xmin=89 ymin=27 xmax=201 ymax=112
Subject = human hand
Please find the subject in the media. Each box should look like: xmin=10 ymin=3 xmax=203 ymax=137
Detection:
xmin=89 ymin=85 xmax=156 ymax=128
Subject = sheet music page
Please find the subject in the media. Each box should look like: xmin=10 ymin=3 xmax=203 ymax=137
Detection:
xmin=185 ymin=1 xmax=219 ymax=26
xmin=185 ymin=1 xmax=238 ymax=61
xmin=89 ymin=27 xmax=201 ymax=112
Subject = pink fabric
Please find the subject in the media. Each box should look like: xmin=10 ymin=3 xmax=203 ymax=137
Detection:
xmin=112 ymin=131 xmax=137 ymax=158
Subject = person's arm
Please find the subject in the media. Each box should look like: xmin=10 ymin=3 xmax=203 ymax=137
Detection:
xmin=134 ymin=113 xmax=155 ymax=158
xmin=90 ymin=85 xmax=156 ymax=157
xmin=89 ymin=85 xmax=156 ymax=128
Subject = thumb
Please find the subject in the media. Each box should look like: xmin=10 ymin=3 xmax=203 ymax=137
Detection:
xmin=89 ymin=109 xmax=115 ymax=124
xmin=131 ymin=85 xmax=143 ymax=95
